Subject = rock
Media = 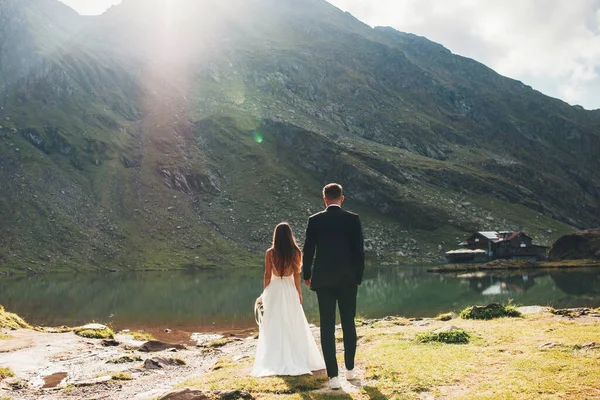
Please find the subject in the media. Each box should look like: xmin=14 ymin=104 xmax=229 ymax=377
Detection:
xmin=81 ymin=323 xmax=107 ymax=330
xmin=138 ymin=340 xmax=186 ymax=352
xmin=517 ymin=306 xmax=548 ymax=315
xmin=101 ymin=339 xmax=120 ymax=346
xmin=159 ymin=389 xmax=210 ymax=400
xmin=232 ymin=354 xmax=249 ymax=361
xmin=73 ymin=376 xmax=112 ymax=387
xmin=144 ymin=357 xmax=186 ymax=369
xmin=191 ymin=333 xmax=223 ymax=345
xmin=433 ymin=325 xmax=460 ymax=334
xmin=551 ymin=308 xmax=598 ymax=318
xmin=213 ymin=390 xmax=254 ymax=400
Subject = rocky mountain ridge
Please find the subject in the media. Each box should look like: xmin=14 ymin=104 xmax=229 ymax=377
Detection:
xmin=0 ymin=0 xmax=598 ymax=272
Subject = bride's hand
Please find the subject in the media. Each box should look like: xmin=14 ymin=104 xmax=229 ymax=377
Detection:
xmin=299 ymin=295 xmax=303 ymax=304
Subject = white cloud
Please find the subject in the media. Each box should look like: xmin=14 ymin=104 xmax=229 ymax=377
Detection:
xmin=329 ymin=0 xmax=600 ymax=110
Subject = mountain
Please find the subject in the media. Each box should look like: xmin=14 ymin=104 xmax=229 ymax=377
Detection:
xmin=1 ymin=0 xmax=599 ymax=272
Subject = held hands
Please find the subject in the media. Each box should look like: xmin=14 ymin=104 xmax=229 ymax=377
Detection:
xmin=304 ymin=279 xmax=311 ymax=287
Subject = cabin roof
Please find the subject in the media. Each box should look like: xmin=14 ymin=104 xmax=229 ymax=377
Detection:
xmin=478 ymin=231 xmax=500 ymax=240
xmin=446 ymin=249 xmax=487 ymax=255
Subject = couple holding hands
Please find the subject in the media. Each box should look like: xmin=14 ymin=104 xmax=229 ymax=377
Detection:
xmin=251 ymin=183 xmax=365 ymax=390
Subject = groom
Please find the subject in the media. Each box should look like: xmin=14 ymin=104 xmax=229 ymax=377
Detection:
xmin=302 ymin=183 xmax=365 ymax=390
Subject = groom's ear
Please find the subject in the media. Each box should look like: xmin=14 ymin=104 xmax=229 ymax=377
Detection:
xmin=340 ymin=195 xmax=345 ymax=204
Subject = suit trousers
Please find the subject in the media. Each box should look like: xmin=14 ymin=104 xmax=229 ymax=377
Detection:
xmin=316 ymin=285 xmax=358 ymax=378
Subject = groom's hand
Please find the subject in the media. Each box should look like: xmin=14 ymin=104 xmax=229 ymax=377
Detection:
xmin=304 ymin=279 xmax=311 ymax=287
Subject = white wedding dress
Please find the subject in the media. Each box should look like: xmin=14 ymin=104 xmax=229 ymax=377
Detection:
xmin=251 ymin=272 xmax=326 ymax=376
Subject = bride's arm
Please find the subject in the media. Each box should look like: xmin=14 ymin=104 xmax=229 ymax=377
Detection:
xmin=263 ymin=250 xmax=272 ymax=289
xmin=294 ymin=271 xmax=303 ymax=304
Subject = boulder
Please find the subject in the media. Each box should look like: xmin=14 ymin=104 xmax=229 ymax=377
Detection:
xmin=138 ymin=340 xmax=186 ymax=352
xmin=548 ymin=229 xmax=600 ymax=261
xmin=144 ymin=357 xmax=186 ymax=369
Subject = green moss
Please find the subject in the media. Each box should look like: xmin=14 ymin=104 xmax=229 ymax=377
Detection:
xmin=172 ymin=357 xmax=186 ymax=365
xmin=74 ymin=326 xmax=115 ymax=339
xmin=129 ymin=331 xmax=154 ymax=341
xmin=436 ymin=313 xmax=454 ymax=321
xmin=460 ymin=303 xmax=522 ymax=320
xmin=417 ymin=328 xmax=470 ymax=344
xmin=0 ymin=367 xmax=15 ymax=379
xmin=111 ymin=372 xmax=133 ymax=381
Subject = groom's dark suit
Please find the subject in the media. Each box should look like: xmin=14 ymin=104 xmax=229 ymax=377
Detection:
xmin=302 ymin=204 xmax=365 ymax=378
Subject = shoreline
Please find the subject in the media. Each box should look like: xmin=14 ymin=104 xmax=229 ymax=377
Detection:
xmin=428 ymin=258 xmax=600 ymax=273
xmin=2 ymin=304 xmax=600 ymax=399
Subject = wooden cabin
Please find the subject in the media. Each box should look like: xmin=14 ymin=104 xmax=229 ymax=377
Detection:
xmin=446 ymin=231 xmax=548 ymax=263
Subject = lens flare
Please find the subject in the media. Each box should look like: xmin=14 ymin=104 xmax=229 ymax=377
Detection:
xmin=252 ymin=131 xmax=263 ymax=143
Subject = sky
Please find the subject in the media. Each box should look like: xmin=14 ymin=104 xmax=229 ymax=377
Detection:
xmin=59 ymin=0 xmax=600 ymax=110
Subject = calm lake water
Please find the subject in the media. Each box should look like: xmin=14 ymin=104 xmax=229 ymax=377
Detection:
xmin=1 ymin=266 xmax=599 ymax=332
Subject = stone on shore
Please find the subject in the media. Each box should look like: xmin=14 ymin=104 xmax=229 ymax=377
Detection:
xmin=138 ymin=340 xmax=186 ymax=352
xmin=158 ymin=389 xmax=210 ymax=400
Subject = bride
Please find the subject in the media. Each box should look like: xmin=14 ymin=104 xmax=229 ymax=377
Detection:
xmin=251 ymin=222 xmax=326 ymax=376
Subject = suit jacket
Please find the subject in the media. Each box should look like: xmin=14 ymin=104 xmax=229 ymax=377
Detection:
xmin=302 ymin=205 xmax=365 ymax=290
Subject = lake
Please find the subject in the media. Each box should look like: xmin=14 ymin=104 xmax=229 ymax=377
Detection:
xmin=1 ymin=266 xmax=599 ymax=333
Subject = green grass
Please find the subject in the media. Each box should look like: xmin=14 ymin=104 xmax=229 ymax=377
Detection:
xmin=129 ymin=331 xmax=155 ymax=341
xmin=0 ymin=305 xmax=32 ymax=330
xmin=111 ymin=372 xmax=133 ymax=381
xmin=460 ymin=303 xmax=522 ymax=320
xmin=416 ymin=328 xmax=470 ymax=344
xmin=0 ymin=333 xmax=14 ymax=340
xmin=435 ymin=312 xmax=454 ymax=321
xmin=0 ymin=367 xmax=15 ymax=380
xmin=174 ymin=310 xmax=600 ymax=399
xmin=74 ymin=326 xmax=115 ymax=339
xmin=177 ymin=357 xmax=327 ymax=394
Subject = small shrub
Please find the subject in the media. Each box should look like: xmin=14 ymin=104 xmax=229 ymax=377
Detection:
xmin=130 ymin=331 xmax=155 ymax=341
xmin=417 ymin=328 xmax=470 ymax=344
xmin=111 ymin=372 xmax=133 ymax=381
xmin=436 ymin=313 xmax=454 ymax=321
xmin=460 ymin=303 xmax=522 ymax=320
xmin=0 ymin=367 xmax=15 ymax=379
xmin=74 ymin=326 xmax=114 ymax=339
xmin=0 ymin=334 xmax=13 ymax=340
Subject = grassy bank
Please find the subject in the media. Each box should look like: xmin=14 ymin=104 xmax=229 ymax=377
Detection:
xmin=177 ymin=308 xmax=600 ymax=399
xmin=429 ymin=258 xmax=600 ymax=273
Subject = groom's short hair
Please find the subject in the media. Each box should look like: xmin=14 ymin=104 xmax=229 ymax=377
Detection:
xmin=323 ymin=183 xmax=343 ymax=200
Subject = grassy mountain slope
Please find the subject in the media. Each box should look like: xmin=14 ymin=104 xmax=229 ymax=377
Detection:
xmin=0 ymin=0 xmax=598 ymax=272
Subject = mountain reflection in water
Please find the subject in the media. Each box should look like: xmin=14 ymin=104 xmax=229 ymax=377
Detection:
xmin=0 ymin=266 xmax=599 ymax=331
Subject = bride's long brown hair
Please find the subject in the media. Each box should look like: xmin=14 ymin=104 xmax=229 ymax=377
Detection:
xmin=270 ymin=222 xmax=302 ymax=276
